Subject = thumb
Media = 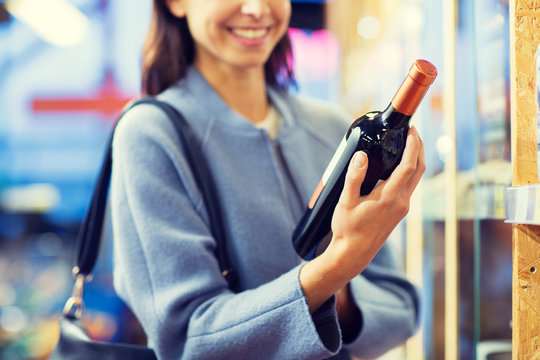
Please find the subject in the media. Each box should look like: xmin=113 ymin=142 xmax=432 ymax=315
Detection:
xmin=340 ymin=151 xmax=368 ymax=205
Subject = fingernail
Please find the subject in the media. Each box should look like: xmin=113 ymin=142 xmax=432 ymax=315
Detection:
xmin=352 ymin=152 xmax=367 ymax=168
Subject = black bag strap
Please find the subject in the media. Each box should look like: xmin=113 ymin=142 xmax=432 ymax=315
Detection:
xmin=72 ymin=96 xmax=235 ymax=286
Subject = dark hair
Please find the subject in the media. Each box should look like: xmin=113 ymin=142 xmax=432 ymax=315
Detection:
xmin=141 ymin=1 xmax=295 ymax=95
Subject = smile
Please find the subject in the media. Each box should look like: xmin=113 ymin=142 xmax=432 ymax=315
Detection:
xmin=229 ymin=27 xmax=270 ymax=40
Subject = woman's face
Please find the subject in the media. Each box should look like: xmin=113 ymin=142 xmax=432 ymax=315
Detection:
xmin=168 ymin=0 xmax=291 ymax=72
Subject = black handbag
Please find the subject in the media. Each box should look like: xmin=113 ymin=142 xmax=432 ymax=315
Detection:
xmin=50 ymin=97 xmax=236 ymax=360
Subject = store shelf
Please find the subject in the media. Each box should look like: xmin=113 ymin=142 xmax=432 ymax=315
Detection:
xmin=423 ymin=160 xmax=512 ymax=221
xmin=505 ymin=184 xmax=540 ymax=225
xmin=424 ymin=182 xmax=507 ymax=221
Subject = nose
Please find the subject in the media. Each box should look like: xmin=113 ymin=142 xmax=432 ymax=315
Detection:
xmin=241 ymin=0 xmax=270 ymax=19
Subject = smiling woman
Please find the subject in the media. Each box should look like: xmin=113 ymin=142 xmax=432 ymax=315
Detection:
xmin=110 ymin=1 xmax=423 ymax=359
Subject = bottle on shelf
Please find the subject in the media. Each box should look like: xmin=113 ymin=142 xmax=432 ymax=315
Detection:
xmin=293 ymin=59 xmax=438 ymax=260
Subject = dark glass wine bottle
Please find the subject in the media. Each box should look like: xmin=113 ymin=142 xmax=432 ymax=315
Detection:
xmin=292 ymin=59 xmax=437 ymax=260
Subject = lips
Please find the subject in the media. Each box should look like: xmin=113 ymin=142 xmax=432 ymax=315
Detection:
xmin=229 ymin=27 xmax=270 ymax=40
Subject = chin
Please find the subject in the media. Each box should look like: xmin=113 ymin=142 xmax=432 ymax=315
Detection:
xmin=227 ymin=54 xmax=273 ymax=69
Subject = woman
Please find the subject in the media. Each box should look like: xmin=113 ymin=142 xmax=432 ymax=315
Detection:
xmin=110 ymin=0 xmax=424 ymax=359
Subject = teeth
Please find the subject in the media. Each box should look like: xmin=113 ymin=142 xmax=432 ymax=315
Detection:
xmin=231 ymin=28 xmax=267 ymax=39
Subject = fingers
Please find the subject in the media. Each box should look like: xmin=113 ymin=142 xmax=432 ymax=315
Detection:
xmin=338 ymin=128 xmax=425 ymax=209
xmin=339 ymin=151 xmax=368 ymax=206
xmin=403 ymin=131 xmax=426 ymax=195
xmin=384 ymin=126 xmax=422 ymax=194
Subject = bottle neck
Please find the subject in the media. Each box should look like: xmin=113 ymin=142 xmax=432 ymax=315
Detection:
xmin=381 ymin=103 xmax=411 ymax=128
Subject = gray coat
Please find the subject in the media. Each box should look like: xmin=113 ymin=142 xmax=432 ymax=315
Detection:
xmin=110 ymin=67 xmax=420 ymax=360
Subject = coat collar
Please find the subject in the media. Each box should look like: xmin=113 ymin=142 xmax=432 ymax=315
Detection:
xmin=163 ymin=66 xmax=296 ymax=137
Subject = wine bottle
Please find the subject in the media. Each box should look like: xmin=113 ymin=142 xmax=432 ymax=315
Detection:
xmin=292 ymin=59 xmax=437 ymax=260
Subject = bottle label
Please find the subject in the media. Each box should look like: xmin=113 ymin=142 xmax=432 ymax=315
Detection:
xmin=308 ymin=134 xmax=348 ymax=209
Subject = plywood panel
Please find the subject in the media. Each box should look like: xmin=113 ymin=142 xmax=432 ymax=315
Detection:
xmin=509 ymin=0 xmax=540 ymax=358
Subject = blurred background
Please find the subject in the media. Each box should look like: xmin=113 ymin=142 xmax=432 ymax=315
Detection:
xmin=0 ymin=0 xmax=517 ymax=359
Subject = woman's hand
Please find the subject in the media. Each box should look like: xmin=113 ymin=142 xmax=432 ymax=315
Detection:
xmin=328 ymin=126 xmax=425 ymax=277
xmin=299 ymin=126 xmax=425 ymax=313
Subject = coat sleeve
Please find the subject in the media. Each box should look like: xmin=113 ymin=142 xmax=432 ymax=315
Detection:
xmin=344 ymin=241 xmax=421 ymax=359
xmin=110 ymin=105 xmax=341 ymax=360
